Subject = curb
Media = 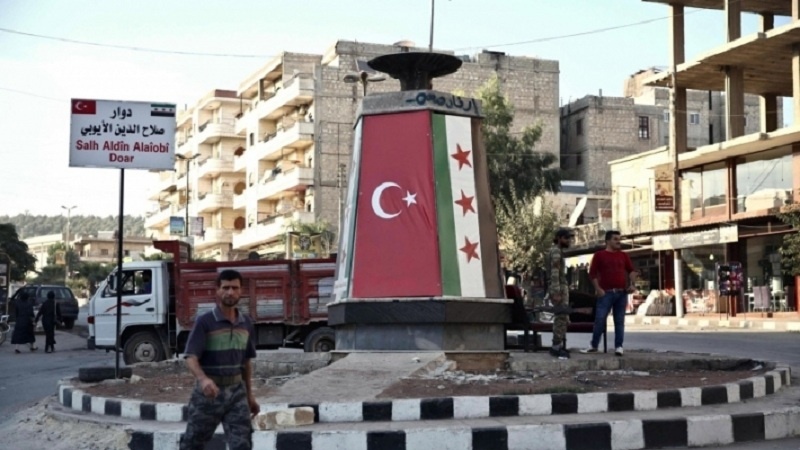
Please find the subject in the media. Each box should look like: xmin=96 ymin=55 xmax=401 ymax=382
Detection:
xmin=625 ymin=315 xmax=800 ymax=331
xmin=57 ymin=367 xmax=791 ymax=424
xmin=127 ymin=406 xmax=800 ymax=450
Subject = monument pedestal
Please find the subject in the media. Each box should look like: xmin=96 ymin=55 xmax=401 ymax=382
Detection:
xmin=329 ymin=299 xmax=510 ymax=351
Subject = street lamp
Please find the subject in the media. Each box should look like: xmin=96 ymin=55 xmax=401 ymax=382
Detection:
xmin=343 ymin=71 xmax=386 ymax=97
xmin=61 ymin=205 xmax=76 ymax=282
xmin=175 ymin=154 xmax=200 ymax=237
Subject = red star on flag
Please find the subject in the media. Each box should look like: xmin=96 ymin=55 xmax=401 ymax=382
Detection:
xmin=459 ymin=237 xmax=480 ymax=263
xmin=454 ymin=190 xmax=476 ymax=216
xmin=451 ymin=144 xmax=472 ymax=170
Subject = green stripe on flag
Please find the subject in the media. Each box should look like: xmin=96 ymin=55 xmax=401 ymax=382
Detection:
xmin=432 ymin=114 xmax=460 ymax=296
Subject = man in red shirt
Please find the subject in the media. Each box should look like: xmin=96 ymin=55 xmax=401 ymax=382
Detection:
xmin=582 ymin=230 xmax=638 ymax=356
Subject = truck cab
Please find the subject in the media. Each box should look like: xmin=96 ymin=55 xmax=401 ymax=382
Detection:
xmin=88 ymin=260 xmax=173 ymax=363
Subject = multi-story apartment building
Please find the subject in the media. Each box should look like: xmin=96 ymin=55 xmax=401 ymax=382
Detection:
xmin=146 ymin=40 xmax=561 ymax=260
xmin=561 ymin=70 xmax=769 ymax=195
xmin=604 ymin=1 xmax=799 ymax=313
xmin=72 ymin=232 xmax=151 ymax=264
xmin=145 ymin=89 xmax=244 ymax=260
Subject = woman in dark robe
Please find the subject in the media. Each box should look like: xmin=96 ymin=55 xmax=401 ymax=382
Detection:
xmin=11 ymin=292 xmax=37 ymax=353
xmin=35 ymin=290 xmax=62 ymax=353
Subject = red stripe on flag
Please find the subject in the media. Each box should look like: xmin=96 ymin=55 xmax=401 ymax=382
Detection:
xmin=351 ymin=111 xmax=442 ymax=298
xmin=71 ymin=99 xmax=96 ymax=115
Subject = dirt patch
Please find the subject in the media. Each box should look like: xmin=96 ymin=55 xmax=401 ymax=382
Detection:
xmin=77 ymin=358 xmax=770 ymax=404
xmin=377 ymin=368 xmax=769 ymax=399
xmin=79 ymin=362 xmax=294 ymax=403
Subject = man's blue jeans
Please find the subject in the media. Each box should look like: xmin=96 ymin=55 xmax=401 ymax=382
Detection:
xmin=591 ymin=290 xmax=628 ymax=349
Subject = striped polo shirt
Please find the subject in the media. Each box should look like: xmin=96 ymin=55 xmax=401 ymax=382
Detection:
xmin=183 ymin=306 xmax=257 ymax=377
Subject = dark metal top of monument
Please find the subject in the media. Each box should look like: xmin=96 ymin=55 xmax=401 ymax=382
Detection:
xmin=367 ymin=52 xmax=462 ymax=91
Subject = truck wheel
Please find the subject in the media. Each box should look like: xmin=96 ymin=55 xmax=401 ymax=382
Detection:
xmin=124 ymin=331 xmax=165 ymax=365
xmin=62 ymin=319 xmax=75 ymax=330
xmin=303 ymin=327 xmax=335 ymax=352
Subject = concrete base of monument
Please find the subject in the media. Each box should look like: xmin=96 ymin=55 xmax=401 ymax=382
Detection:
xmin=329 ymin=299 xmax=511 ymax=351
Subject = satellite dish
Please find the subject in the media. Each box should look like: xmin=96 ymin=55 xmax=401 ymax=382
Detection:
xmin=233 ymin=182 xmax=246 ymax=195
xmin=393 ymin=40 xmax=415 ymax=49
xmin=248 ymin=251 xmax=260 ymax=261
xmin=233 ymin=216 xmax=246 ymax=230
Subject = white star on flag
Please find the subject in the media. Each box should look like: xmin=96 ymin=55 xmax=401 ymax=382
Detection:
xmin=403 ymin=191 xmax=417 ymax=207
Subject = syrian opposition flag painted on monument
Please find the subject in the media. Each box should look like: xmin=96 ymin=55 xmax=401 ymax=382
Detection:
xmin=432 ymin=114 xmax=502 ymax=298
xmin=351 ymin=111 xmax=441 ymax=298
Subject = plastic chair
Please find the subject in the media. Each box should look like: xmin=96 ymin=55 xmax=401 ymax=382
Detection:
xmin=752 ymin=286 xmax=771 ymax=315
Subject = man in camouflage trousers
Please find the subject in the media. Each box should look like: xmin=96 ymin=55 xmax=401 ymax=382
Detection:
xmin=548 ymin=228 xmax=574 ymax=360
xmin=180 ymin=269 xmax=260 ymax=450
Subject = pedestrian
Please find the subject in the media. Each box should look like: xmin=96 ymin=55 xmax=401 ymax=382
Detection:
xmin=35 ymin=290 xmax=62 ymax=353
xmin=582 ymin=230 xmax=638 ymax=356
xmin=547 ymin=228 xmax=574 ymax=360
xmin=180 ymin=269 xmax=260 ymax=450
xmin=11 ymin=292 xmax=37 ymax=353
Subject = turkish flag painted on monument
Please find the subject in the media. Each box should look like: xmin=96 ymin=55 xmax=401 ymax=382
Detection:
xmin=351 ymin=111 xmax=442 ymax=298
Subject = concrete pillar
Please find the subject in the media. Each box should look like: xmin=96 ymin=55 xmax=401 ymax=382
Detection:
xmin=794 ymin=0 xmax=800 ymax=21
xmin=669 ymin=4 xmax=686 ymax=318
xmin=760 ymin=14 xmax=779 ymax=133
xmin=725 ymin=66 xmax=745 ymax=139
xmin=725 ymin=0 xmax=741 ymax=41
xmin=794 ymin=45 xmax=800 ymax=125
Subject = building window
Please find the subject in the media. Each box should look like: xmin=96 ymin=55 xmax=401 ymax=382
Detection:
xmin=576 ymin=119 xmax=583 ymax=136
xmin=663 ymin=110 xmax=669 ymax=123
xmin=689 ymin=113 xmax=700 ymax=125
xmin=576 ymin=154 xmax=582 ymax=166
xmin=249 ymin=133 xmax=254 ymax=146
xmin=681 ymin=163 xmax=726 ymax=221
xmin=101 ymin=249 xmax=109 ymax=256
xmin=638 ymin=116 xmax=650 ymax=139
xmin=124 ymin=250 xmax=130 ymax=257
xmin=735 ymin=147 xmax=792 ymax=213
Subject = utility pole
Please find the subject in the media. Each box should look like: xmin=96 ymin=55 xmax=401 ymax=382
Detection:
xmin=429 ymin=0 xmax=435 ymax=51
xmin=61 ymin=205 xmax=76 ymax=283
xmin=176 ymin=154 xmax=200 ymax=237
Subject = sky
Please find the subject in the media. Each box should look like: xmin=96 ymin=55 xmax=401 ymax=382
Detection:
xmin=0 ymin=0 xmax=787 ymax=218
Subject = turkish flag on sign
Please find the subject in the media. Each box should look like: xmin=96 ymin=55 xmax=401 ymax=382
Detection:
xmin=71 ymin=99 xmax=96 ymax=115
xmin=351 ymin=111 xmax=441 ymax=298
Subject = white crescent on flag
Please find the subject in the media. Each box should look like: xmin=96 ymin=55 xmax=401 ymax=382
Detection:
xmin=371 ymin=182 xmax=401 ymax=219
xmin=75 ymin=101 xmax=86 ymax=112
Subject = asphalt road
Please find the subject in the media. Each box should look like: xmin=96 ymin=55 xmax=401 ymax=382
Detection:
xmin=0 ymin=327 xmax=111 ymax=425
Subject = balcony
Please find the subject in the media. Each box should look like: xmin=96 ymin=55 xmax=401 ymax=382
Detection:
xmin=252 ymin=121 xmax=314 ymax=161
xmin=196 ymin=117 xmax=237 ymax=145
xmin=196 ymin=155 xmax=235 ymax=178
xmin=258 ymin=166 xmax=313 ymax=201
xmin=195 ymin=192 xmax=234 ymax=213
xmin=144 ymin=204 xmax=176 ymax=229
xmin=176 ymin=134 xmax=195 ymax=156
xmin=253 ymin=76 xmax=314 ymax=121
xmin=194 ymin=227 xmax=234 ymax=250
xmin=232 ymin=210 xmax=315 ymax=250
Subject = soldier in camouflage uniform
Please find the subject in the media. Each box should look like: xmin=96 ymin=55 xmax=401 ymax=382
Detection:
xmin=548 ymin=228 xmax=574 ymax=359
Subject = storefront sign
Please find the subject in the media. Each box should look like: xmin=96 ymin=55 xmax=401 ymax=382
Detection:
xmin=653 ymin=225 xmax=738 ymax=251
xmin=654 ymin=165 xmax=674 ymax=212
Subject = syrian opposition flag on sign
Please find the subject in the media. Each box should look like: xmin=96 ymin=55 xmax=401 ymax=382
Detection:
xmin=71 ymin=99 xmax=96 ymax=115
xmin=151 ymin=103 xmax=176 ymax=117
xmin=349 ymin=111 xmax=503 ymax=299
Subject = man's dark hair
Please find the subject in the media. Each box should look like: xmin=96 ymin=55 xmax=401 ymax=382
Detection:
xmin=47 ymin=291 xmax=55 ymax=300
xmin=605 ymin=230 xmax=621 ymax=241
xmin=217 ymin=269 xmax=243 ymax=287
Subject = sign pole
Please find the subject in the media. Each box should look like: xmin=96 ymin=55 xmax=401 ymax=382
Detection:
xmin=115 ymin=168 xmax=124 ymax=378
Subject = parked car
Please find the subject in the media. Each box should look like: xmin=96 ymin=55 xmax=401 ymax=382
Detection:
xmin=10 ymin=285 xmax=80 ymax=329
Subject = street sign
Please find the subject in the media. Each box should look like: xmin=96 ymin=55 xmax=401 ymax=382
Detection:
xmin=170 ymin=216 xmax=186 ymax=236
xmin=69 ymin=99 xmax=176 ymax=170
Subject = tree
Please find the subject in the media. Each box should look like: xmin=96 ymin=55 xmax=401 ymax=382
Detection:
xmin=30 ymin=266 xmax=66 ymax=285
xmin=75 ymin=261 xmax=114 ymax=295
xmin=477 ymin=75 xmax=561 ymax=205
xmin=0 ymin=223 xmax=37 ymax=281
xmin=495 ymin=192 xmax=562 ymax=278
xmin=778 ymin=204 xmax=800 ymax=276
